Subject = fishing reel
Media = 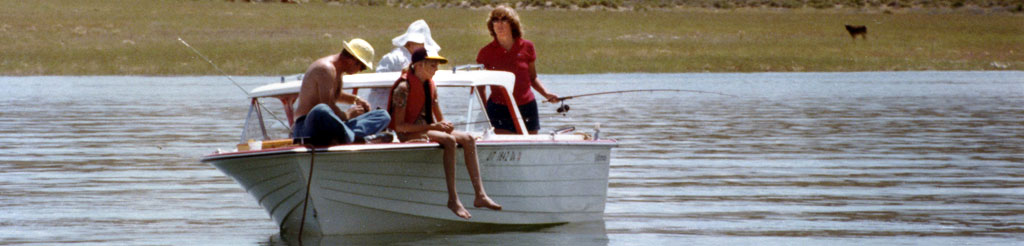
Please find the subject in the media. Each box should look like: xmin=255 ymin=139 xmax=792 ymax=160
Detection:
xmin=556 ymin=102 xmax=571 ymax=115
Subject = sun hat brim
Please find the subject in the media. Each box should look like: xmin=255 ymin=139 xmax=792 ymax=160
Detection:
xmin=342 ymin=40 xmax=373 ymax=70
xmin=391 ymin=20 xmax=441 ymax=52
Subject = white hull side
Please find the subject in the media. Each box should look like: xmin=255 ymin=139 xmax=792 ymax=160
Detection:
xmin=205 ymin=142 xmax=613 ymax=235
xmin=207 ymin=153 xmax=321 ymax=235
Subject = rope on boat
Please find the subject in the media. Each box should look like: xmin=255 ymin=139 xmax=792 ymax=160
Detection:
xmin=297 ymin=144 xmax=315 ymax=245
xmin=177 ymin=37 xmax=291 ymax=132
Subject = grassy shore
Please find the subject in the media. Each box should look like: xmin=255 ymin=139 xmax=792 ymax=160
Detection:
xmin=1 ymin=0 xmax=1021 ymax=75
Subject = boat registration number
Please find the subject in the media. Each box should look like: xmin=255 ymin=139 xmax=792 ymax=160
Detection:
xmin=484 ymin=150 xmax=523 ymax=163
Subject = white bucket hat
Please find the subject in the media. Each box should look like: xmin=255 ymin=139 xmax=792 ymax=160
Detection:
xmin=391 ymin=20 xmax=440 ymax=53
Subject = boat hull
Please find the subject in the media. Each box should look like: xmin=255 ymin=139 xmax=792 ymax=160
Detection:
xmin=204 ymin=141 xmax=615 ymax=235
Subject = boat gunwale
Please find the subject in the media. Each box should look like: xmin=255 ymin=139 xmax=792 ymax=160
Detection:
xmin=201 ymin=139 xmax=617 ymax=162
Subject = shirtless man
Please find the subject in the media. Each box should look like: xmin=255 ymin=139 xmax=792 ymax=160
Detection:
xmin=292 ymin=38 xmax=390 ymax=146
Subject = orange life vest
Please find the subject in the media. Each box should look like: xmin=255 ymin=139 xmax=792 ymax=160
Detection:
xmin=387 ymin=70 xmax=437 ymax=130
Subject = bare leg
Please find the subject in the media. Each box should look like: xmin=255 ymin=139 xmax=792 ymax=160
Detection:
xmin=453 ymin=131 xmax=502 ymax=210
xmin=493 ymin=128 xmax=515 ymax=135
xmin=428 ymin=130 xmax=471 ymax=219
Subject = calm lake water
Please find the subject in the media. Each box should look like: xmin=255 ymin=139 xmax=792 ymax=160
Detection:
xmin=2 ymin=71 xmax=1023 ymax=245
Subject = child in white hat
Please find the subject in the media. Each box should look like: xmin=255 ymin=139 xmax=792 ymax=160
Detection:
xmin=366 ymin=20 xmax=442 ymax=111
xmin=377 ymin=20 xmax=441 ymax=72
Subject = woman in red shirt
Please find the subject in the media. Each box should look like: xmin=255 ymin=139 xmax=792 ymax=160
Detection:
xmin=476 ymin=6 xmax=560 ymax=134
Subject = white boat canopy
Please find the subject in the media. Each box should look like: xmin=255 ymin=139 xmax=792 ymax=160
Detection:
xmin=243 ymin=70 xmax=528 ymax=135
xmin=248 ymin=70 xmax=516 ymax=99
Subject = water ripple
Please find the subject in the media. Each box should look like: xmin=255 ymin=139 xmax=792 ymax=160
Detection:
xmin=2 ymin=73 xmax=1023 ymax=244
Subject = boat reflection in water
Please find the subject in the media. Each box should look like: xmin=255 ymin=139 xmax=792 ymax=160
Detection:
xmin=201 ymin=70 xmax=615 ymax=237
xmin=272 ymin=221 xmax=609 ymax=245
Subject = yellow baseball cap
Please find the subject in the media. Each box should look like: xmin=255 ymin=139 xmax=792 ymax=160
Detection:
xmin=410 ymin=47 xmax=448 ymax=65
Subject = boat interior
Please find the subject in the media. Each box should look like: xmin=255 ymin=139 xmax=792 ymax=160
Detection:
xmin=231 ymin=70 xmax=596 ymax=152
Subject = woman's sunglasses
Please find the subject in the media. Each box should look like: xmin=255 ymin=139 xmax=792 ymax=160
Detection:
xmin=491 ymin=17 xmax=510 ymax=23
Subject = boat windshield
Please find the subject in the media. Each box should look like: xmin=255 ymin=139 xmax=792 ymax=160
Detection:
xmin=240 ymin=98 xmax=291 ymax=143
xmin=239 ymin=86 xmax=492 ymax=144
xmin=436 ymin=87 xmax=492 ymax=133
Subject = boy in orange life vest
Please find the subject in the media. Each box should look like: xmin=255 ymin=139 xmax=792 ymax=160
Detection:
xmin=387 ymin=48 xmax=502 ymax=219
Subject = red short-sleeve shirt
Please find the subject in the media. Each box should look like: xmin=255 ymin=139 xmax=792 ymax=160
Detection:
xmin=476 ymin=38 xmax=536 ymax=106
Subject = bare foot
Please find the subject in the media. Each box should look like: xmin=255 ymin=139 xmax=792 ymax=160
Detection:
xmin=474 ymin=196 xmax=502 ymax=211
xmin=448 ymin=200 xmax=471 ymax=219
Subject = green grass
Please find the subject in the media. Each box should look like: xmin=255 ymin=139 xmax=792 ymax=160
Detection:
xmin=319 ymin=0 xmax=1024 ymax=10
xmin=1 ymin=0 xmax=1021 ymax=75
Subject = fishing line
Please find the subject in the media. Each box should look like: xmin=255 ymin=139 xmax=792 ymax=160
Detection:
xmin=177 ymin=37 xmax=247 ymax=94
xmin=177 ymin=37 xmax=291 ymax=132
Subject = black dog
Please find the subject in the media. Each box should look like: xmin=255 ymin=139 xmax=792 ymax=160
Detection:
xmin=844 ymin=25 xmax=867 ymax=40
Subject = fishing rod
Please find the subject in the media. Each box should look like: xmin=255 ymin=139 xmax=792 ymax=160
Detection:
xmin=177 ymin=37 xmax=291 ymax=131
xmin=552 ymin=89 xmax=737 ymax=114
xmin=453 ymin=120 xmax=490 ymax=126
xmin=556 ymin=89 xmax=737 ymax=101
xmin=177 ymin=37 xmax=248 ymax=95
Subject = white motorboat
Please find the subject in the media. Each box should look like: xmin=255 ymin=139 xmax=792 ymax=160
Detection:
xmin=201 ymin=70 xmax=616 ymax=235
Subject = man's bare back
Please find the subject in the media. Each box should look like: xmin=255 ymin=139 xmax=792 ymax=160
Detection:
xmin=295 ymin=54 xmax=370 ymax=121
